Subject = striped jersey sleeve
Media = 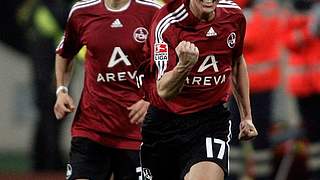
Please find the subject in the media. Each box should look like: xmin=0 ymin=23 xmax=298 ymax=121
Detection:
xmin=151 ymin=2 xmax=188 ymax=80
xmin=135 ymin=0 xmax=162 ymax=9
xmin=217 ymin=0 xmax=241 ymax=9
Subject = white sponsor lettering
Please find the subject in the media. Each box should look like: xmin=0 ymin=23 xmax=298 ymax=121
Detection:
xmin=108 ymin=47 xmax=131 ymax=68
xmin=204 ymin=76 xmax=211 ymax=86
xmin=187 ymin=55 xmax=228 ymax=86
xmin=127 ymin=71 xmax=137 ymax=79
xmin=192 ymin=76 xmax=202 ymax=85
xmin=97 ymin=71 xmax=137 ymax=83
xmin=198 ymin=55 xmax=219 ymax=73
xmin=118 ymin=72 xmax=126 ymax=81
xmin=106 ymin=73 xmax=116 ymax=82
xmin=97 ymin=73 xmax=106 ymax=82
xmin=185 ymin=74 xmax=227 ymax=86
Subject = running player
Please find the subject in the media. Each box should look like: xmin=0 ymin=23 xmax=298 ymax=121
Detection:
xmin=140 ymin=0 xmax=258 ymax=179
xmin=54 ymin=0 xmax=160 ymax=179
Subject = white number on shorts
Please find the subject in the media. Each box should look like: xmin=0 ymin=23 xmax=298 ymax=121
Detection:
xmin=136 ymin=167 xmax=142 ymax=180
xmin=206 ymin=137 xmax=225 ymax=160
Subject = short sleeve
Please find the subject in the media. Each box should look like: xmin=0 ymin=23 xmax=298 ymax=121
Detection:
xmin=56 ymin=15 xmax=83 ymax=60
xmin=148 ymin=9 xmax=179 ymax=80
xmin=233 ymin=14 xmax=246 ymax=58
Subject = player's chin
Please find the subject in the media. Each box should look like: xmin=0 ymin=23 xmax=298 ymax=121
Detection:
xmin=202 ymin=7 xmax=214 ymax=14
xmin=200 ymin=2 xmax=216 ymax=13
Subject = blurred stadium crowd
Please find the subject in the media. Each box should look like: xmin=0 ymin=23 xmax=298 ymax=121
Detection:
xmin=0 ymin=0 xmax=319 ymax=179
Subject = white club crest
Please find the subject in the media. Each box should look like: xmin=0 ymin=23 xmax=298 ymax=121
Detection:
xmin=227 ymin=32 xmax=236 ymax=48
xmin=143 ymin=168 xmax=153 ymax=180
xmin=133 ymin=27 xmax=148 ymax=43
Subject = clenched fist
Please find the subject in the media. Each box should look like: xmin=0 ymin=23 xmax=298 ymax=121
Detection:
xmin=238 ymin=119 xmax=258 ymax=141
xmin=54 ymin=92 xmax=75 ymax=120
xmin=175 ymin=41 xmax=199 ymax=69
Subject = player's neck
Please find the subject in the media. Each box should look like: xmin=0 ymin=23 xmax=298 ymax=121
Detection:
xmin=105 ymin=0 xmax=131 ymax=10
xmin=189 ymin=1 xmax=215 ymax=22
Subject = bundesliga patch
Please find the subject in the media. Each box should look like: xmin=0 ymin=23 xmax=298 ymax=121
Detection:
xmin=154 ymin=43 xmax=168 ymax=61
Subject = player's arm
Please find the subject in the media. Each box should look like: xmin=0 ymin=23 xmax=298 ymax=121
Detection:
xmin=54 ymin=54 xmax=76 ymax=119
xmin=157 ymin=41 xmax=199 ymax=100
xmin=232 ymin=54 xmax=258 ymax=141
xmin=56 ymin=54 xmax=74 ymax=88
xmin=54 ymin=12 xmax=82 ymax=119
xmin=125 ymin=38 xmax=152 ymax=124
xmin=127 ymin=99 xmax=150 ymax=124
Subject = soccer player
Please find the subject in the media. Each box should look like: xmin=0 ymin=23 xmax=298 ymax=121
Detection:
xmin=54 ymin=0 xmax=160 ymax=179
xmin=140 ymin=0 xmax=258 ymax=179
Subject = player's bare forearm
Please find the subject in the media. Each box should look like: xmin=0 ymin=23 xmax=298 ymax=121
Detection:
xmin=231 ymin=55 xmax=252 ymax=121
xmin=54 ymin=54 xmax=75 ymax=119
xmin=55 ymin=54 xmax=74 ymax=87
xmin=232 ymin=55 xmax=258 ymax=141
xmin=157 ymin=64 xmax=192 ymax=100
xmin=157 ymin=41 xmax=199 ymax=100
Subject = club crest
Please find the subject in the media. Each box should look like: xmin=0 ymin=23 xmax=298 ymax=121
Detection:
xmin=227 ymin=32 xmax=236 ymax=48
xmin=133 ymin=27 xmax=148 ymax=43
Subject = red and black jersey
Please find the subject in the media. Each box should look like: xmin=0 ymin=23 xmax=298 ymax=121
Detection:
xmin=145 ymin=0 xmax=246 ymax=114
xmin=56 ymin=0 xmax=160 ymax=150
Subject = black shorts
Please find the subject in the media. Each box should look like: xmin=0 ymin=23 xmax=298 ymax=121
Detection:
xmin=140 ymin=104 xmax=232 ymax=180
xmin=67 ymin=137 xmax=141 ymax=180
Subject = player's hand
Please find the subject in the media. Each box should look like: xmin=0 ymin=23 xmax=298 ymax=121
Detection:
xmin=238 ymin=119 xmax=258 ymax=141
xmin=175 ymin=41 xmax=199 ymax=68
xmin=54 ymin=92 xmax=75 ymax=120
xmin=127 ymin=99 xmax=150 ymax=124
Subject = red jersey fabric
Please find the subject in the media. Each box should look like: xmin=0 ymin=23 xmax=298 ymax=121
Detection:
xmin=56 ymin=0 xmax=160 ymax=150
xmin=145 ymin=0 xmax=245 ymax=114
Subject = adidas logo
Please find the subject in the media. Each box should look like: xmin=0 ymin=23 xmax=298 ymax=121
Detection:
xmin=111 ymin=19 xmax=123 ymax=28
xmin=206 ymin=27 xmax=217 ymax=37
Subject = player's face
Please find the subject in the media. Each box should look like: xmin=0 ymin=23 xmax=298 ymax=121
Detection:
xmin=190 ymin=0 xmax=218 ymax=21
